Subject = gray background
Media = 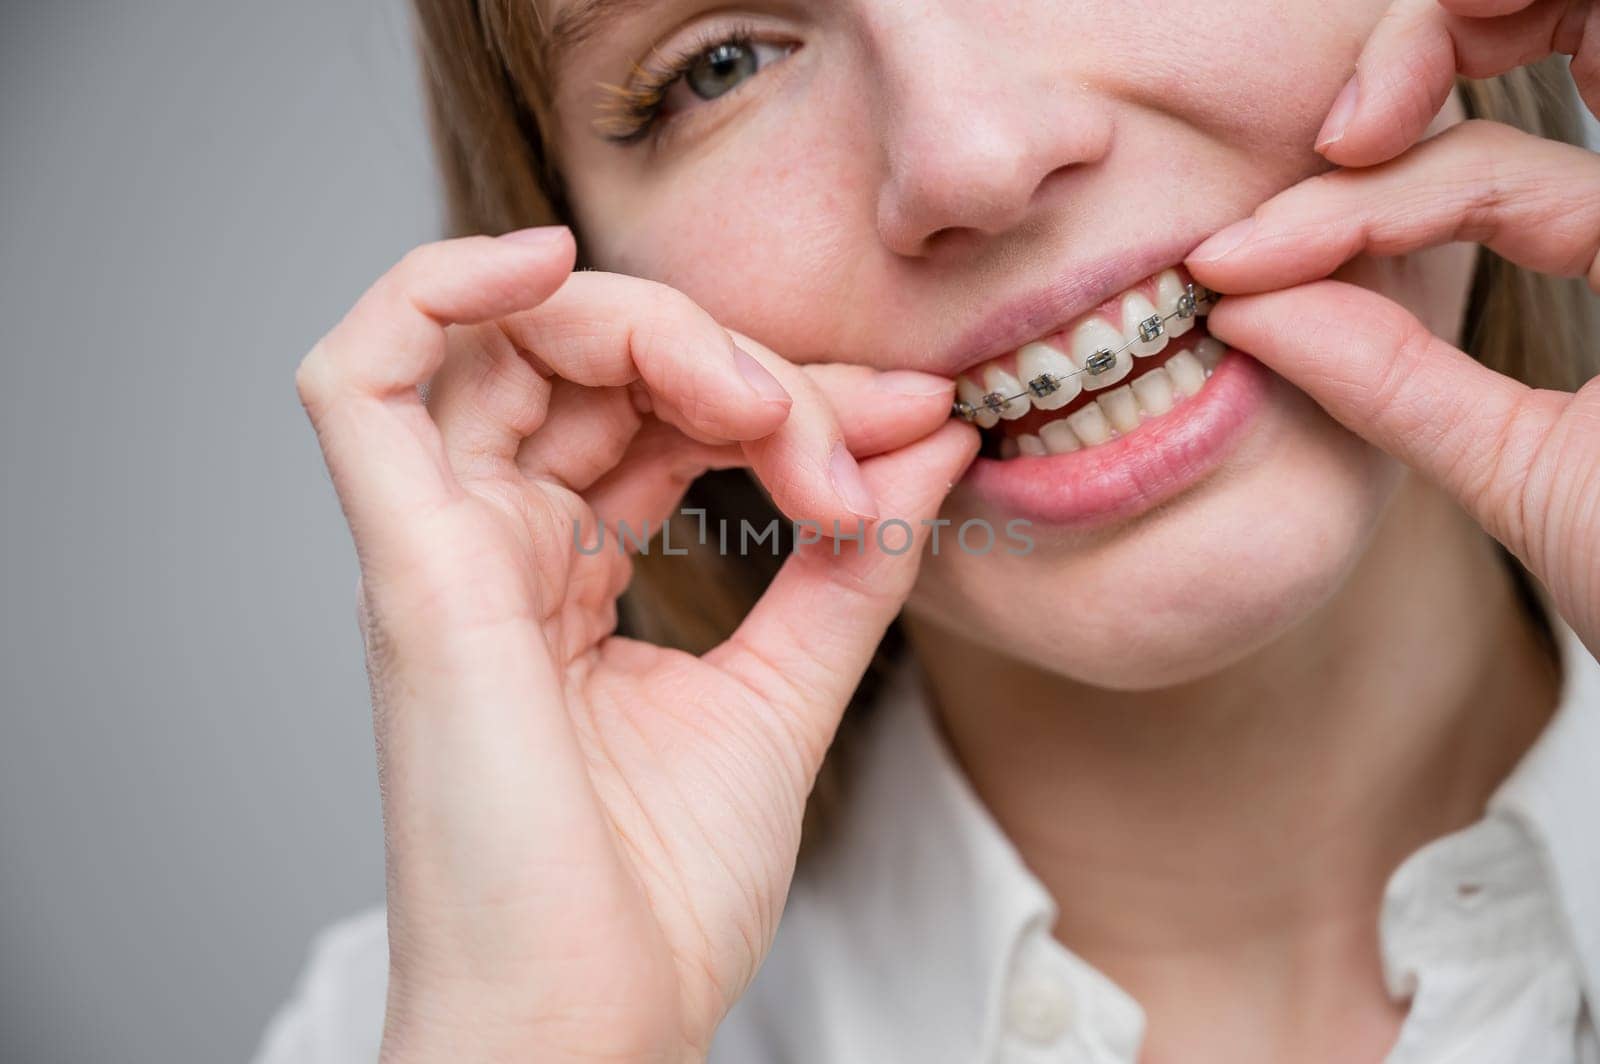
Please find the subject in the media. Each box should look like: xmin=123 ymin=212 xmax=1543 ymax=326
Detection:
xmin=2 ymin=2 xmax=432 ymax=1061
xmin=3 ymin=4 xmax=1599 ymax=1063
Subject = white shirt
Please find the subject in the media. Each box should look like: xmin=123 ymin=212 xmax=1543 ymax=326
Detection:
xmin=254 ymin=606 xmax=1600 ymax=1063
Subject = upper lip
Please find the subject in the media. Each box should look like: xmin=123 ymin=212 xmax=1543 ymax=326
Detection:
xmin=937 ymin=231 xmax=1206 ymax=380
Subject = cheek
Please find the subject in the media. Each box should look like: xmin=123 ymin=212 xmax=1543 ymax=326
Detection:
xmin=575 ymin=79 xmax=878 ymax=363
xmin=1333 ymin=244 xmax=1479 ymax=347
xmin=905 ymin=378 xmax=1405 ymax=689
xmin=1118 ymin=0 xmax=1390 ymax=180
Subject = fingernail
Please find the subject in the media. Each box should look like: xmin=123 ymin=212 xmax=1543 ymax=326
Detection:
xmin=731 ymin=345 xmax=792 ymax=405
xmin=874 ymin=371 xmax=954 ymax=398
xmin=1189 ymin=217 xmax=1256 ymax=264
xmin=829 ymin=441 xmax=879 ymax=520
xmin=1316 ymin=75 xmax=1360 ymax=151
xmin=498 ymin=225 xmax=571 ymax=247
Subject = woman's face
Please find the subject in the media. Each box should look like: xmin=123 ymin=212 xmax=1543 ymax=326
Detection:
xmin=546 ymin=0 xmax=1476 ymax=689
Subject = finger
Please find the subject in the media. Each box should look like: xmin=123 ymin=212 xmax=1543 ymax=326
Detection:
xmin=1204 ymin=280 xmax=1566 ymax=551
xmin=498 ymin=271 xmax=794 ymax=446
xmin=497 ymin=272 xmax=887 ymax=526
xmin=295 ymin=229 xmax=575 ymax=568
xmin=795 ymin=363 xmax=957 ymax=457
xmin=1187 ymin=121 xmax=1600 ymax=294
xmin=707 ymin=421 xmax=981 ymax=758
xmin=516 ymin=360 xmax=951 ymax=531
xmin=1315 ymin=0 xmax=1597 ymax=166
xmin=1568 ymin=1 xmax=1600 ymax=111
xmin=519 ymin=362 xmax=954 ymax=494
xmin=732 ymin=349 xmax=888 ymax=525
xmin=512 ymin=378 xmax=645 ymax=489
xmin=559 ymin=351 xmax=940 ymax=528
xmin=426 ymin=321 xmax=554 ymax=482
xmin=1439 ymin=0 xmax=1540 ymax=14
xmin=585 ymin=425 xmax=743 ymax=542
xmin=580 ymin=365 xmax=954 ymax=542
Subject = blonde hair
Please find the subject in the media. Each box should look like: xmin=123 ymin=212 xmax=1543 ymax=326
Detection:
xmin=407 ymin=2 xmax=1599 ymax=843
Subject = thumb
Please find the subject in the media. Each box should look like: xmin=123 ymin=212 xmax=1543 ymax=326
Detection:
xmin=1206 ymin=281 xmax=1564 ymax=554
xmin=706 ymin=421 xmax=980 ymax=754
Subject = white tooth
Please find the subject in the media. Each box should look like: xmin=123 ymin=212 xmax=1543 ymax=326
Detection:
xmin=1066 ymin=401 xmax=1115 ymax=446
xmin=957 ymin=375 xmax=999 ymax=429
xmin=1015 ymin=341 xmax=1081 ymax=410
xmin=1097 ymin=384 xmax=1141 ymax=433
xmin=1195 ymin=336 xmax=1224 ymax=372
xmin=1130 ymin=366 xmax=1175 ymax=417
xmin=1039 ymin=419 xmax=1082 ymax=454
xmin=982 ymin=365 xmax=1030 ymax=420
xmin=1017 ymin=433 xmax=1046 ymax=457
xmin=1166 ymin=349 xmax=1206 ymax=398
xmin=999 ymin=436 xmax=1020 ymax=460
xmin=1069 ymin=317 xmax=1132 ymax=391
xmin=1121 ymin=291 xmax=1168 ymax=358
xmin=1156 ymin=270 xmax=1194 ymax=338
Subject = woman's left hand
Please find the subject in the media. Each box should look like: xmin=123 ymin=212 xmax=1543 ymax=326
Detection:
xmin=1184 ymin=0 xmax=1600 ymax=659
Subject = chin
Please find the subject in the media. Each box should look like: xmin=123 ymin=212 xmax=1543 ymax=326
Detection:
xmin=906 ymin=371 xmax=1407 ymax=692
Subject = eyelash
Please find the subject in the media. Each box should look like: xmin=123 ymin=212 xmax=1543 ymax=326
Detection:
xmin=594 ymin=19 xmax=773 ymax=146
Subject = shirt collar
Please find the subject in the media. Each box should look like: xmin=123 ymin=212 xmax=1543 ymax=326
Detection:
xmin=805 ymin=595 xmax=1600 ymax=1054
xmin=795 ymin=657 xmax=1057 ymax=1058
xmin=1488 ymin=599 xmax=1600 ymax=1011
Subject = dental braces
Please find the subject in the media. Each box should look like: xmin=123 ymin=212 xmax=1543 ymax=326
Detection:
xmin=951 ymin=282 xmax=1223 ymax=423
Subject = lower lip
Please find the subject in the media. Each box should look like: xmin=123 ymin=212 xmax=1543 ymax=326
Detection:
xmin=960 ymin=348 xmax=1273 ymax=528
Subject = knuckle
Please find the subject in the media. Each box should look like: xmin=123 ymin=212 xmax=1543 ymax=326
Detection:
xmin=1370 ymin=313 xmax=1436 ymax=425
xmin=386 ymin=238 xmax=473 ymax=298
xmin=797 ymin=363 xmax=870 ymax=407
xmin=1339 ymin=304 xmax=1448 ymax=452
xmin=1290 ymin=169 xmax=1344 ymax=204
xmin=633 ymin=281 xmax=710 ymax=345
xmin=1455 ymin=118 xmax=1519 ymax=148
xmin=1473 ymin=389 xmax=1565 ymax=543
xmin=294 ymin=341 xmax=336 ymax=411
xmin=393 ymin=241 xmax=442 ymax=279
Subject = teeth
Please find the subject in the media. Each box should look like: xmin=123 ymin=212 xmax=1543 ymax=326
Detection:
xmin=1165 ymin=349 xmax=1206 ymax=397
xmin=1039 ymin=419 xmax=1082 ymax=454
xmin=1121 ymin=292 xmax=1168 ymax=358
xmin=1156 ymin=270 xmax=1194 ymax=339
xmin=960 ymin=267 xmax=1222 ymax=444
xmin=982 ymin=365 xmax=1029 ymax=420
xmin=1066 ymin=402 xmax=1115 ymax=446
xmin=1130 ymin=365 xmax=1176 ymax=417
xmin=1016 ymin=341 xmax=1081 ymax=410
xmin=1097 ymin=385 xmax=1141 ymax=433
xmin=987 ymin=340 xmax=1220 ymax=461
xmin=957 ymin=375 xmax=999 ymax=428
xmin=1070 ymin=317 xmax=1133 ymax=391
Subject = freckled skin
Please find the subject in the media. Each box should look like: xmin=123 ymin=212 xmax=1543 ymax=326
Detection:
xmin=548 ymin=0 xmax=1476 ymax=689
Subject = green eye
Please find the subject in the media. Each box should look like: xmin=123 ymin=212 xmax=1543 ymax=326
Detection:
xmin=685 ymin=42 xmax=759 ymax=101
xmin=597 ymin=28 xmax=794 ymax=146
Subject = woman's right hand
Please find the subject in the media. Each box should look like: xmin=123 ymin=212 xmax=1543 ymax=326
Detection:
xmin=294 ymin=226 xmax=977 ymax=1064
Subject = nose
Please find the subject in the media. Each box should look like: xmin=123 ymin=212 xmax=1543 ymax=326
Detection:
xmin=872 ymin=17 xmax=1114 ymax=258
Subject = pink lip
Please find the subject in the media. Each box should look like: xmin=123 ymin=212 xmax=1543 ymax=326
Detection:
xmin=937 ymin=233 xmax=1207 ymax=378
xmin=960 ymin=348 xmax=1273 ymax=528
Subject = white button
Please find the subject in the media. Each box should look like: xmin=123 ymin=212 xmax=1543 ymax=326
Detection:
xmin=1454 ymin=880 xmax=1489 ymax=910
xmin=1006 ymin=973 xmax=1074 ymax=1045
